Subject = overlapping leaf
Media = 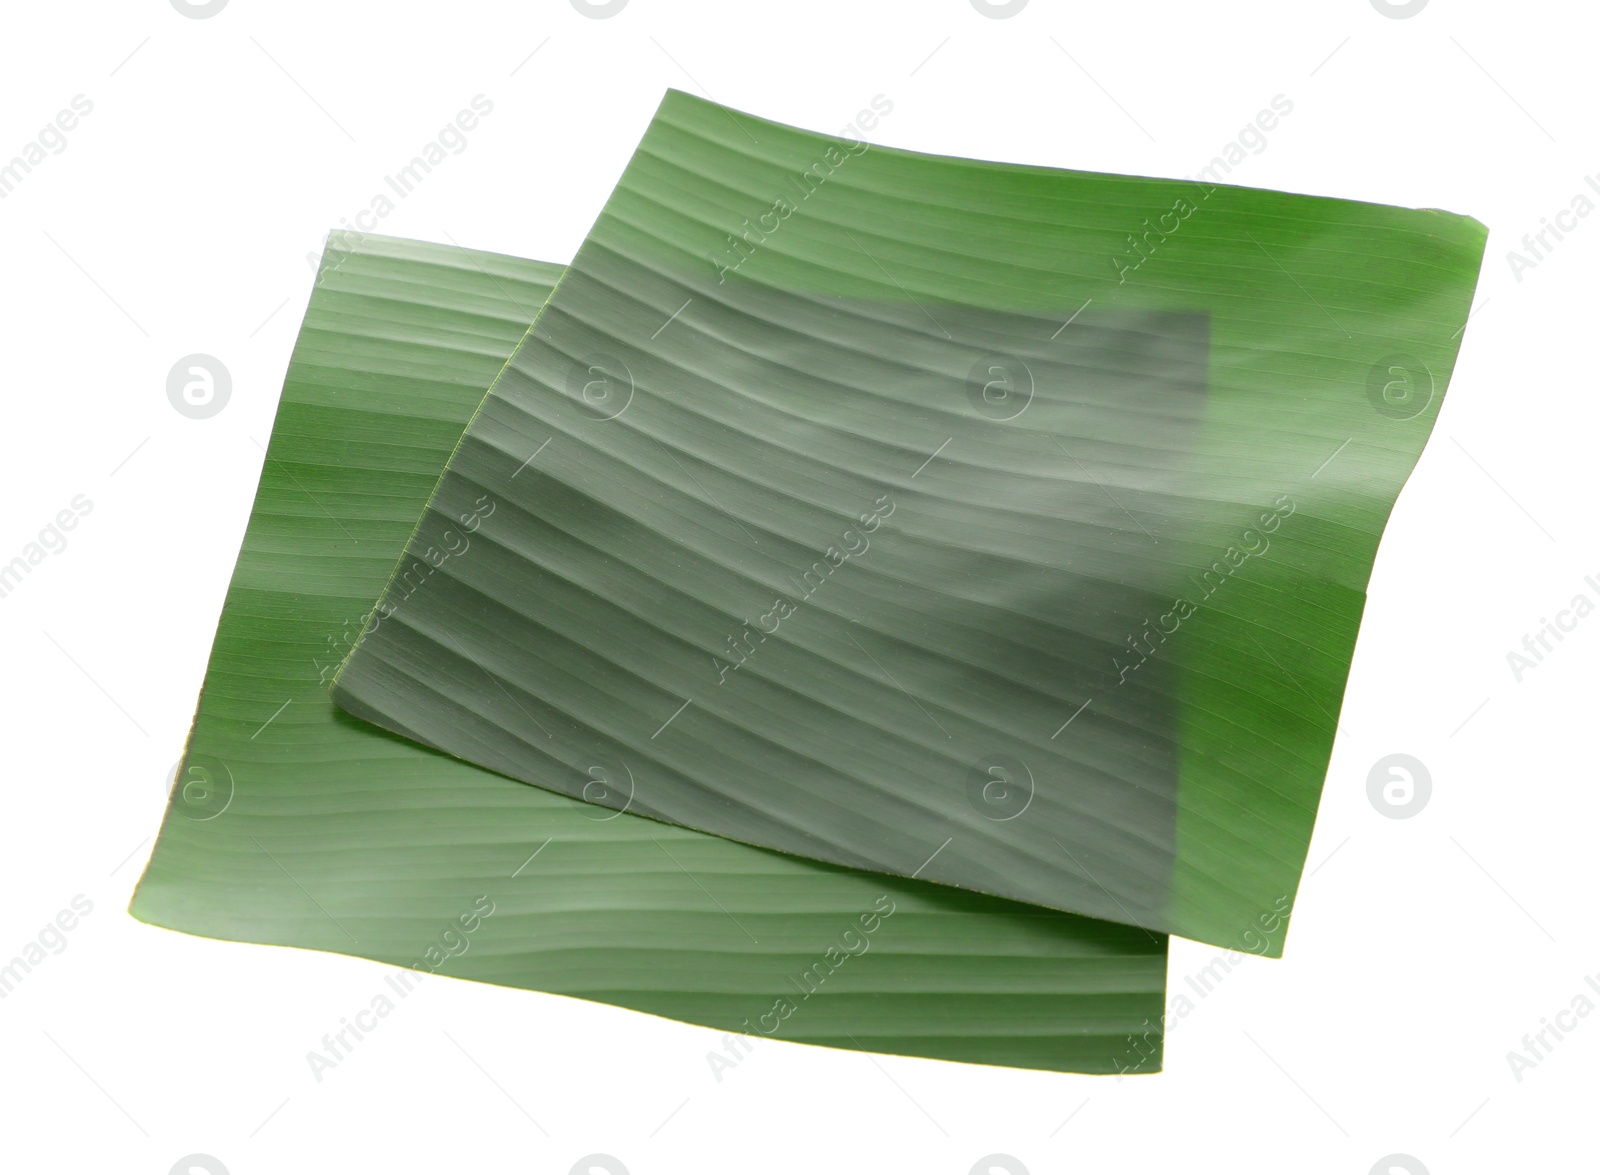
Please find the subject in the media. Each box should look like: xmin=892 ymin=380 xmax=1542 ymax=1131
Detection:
xmin=131 ymin=232 xmax=1168 ymax=1076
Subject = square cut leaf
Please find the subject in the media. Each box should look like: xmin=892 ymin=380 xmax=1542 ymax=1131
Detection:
xmin=332 ymin=93 xmax=1487 ymax=953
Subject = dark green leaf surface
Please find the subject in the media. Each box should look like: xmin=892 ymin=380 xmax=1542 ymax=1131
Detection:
xmin=333 ymin=92 xmax=1487 ymax=954
xmin=130 ymin=232 xmax=1168 ymax=1075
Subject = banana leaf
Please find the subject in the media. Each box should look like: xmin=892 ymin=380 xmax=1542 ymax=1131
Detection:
xmin=130 ymin=232 xmax=1168 ymax=1076
xmin=331 ymin=92 xmax=1486 ymax=955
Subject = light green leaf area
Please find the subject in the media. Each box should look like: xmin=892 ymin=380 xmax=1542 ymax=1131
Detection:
xmin=131 ymin=233 xmax=1168 ymax=1076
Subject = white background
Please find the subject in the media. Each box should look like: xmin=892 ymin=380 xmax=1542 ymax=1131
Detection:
xmin=0 ymin=1 xmax=1593 ymax=1172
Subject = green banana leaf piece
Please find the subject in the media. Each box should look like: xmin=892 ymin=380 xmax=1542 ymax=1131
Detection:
xmin=131 ymin=232 xmax=1168 ymax=1076
xmin=332 ymin=91 xmax=1487 ymax=955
